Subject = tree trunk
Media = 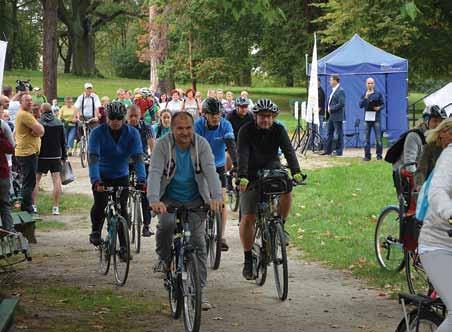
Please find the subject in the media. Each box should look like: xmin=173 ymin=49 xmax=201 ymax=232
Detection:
xmin=149 ymin=5 xmax=159 ymax=91
xmin=285 ymin=72 xmax=294 ymax=87
xmin=4 ymin=0 xmax=18 ymax=70
xmin=43 ymin=0 xmax=59 ymax=101
xmin=188 ymin=30 xmax=196 ymax=91
xmin=71 ymin=18 xmax=96 ymax=76
xmin=64 ymin=38 xmax=72 ymax=73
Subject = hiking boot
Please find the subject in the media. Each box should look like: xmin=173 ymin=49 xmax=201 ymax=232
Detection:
xmin=142 ymin=225 xmax=154 ymax=237
xmin=242 ymin=258 xmax=254 ymax=280
xmin=220 ymin=238 xmax=229 ymax=252
xmin=89 ymin=231 xmax=101 ymax=246
xmin=201 ymin=293 xmax=212 ymax=311
xmin=119 ymin=247 xmax=132 ymax=262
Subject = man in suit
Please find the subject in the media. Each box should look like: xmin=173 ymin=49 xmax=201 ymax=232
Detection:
xmin=322 ymin=74 xmax=345 ymax=156
xmin=318 ymin=78 xmax=326 ymax=136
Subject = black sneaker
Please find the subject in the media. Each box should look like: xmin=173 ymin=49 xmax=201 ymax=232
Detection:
xmin=89 ymin=231 xmax=101 ymax=246
xmin=221 ymin=239 xmax=229 ymax=252
xmin=142 ymin=226 xmax=154 ymax=237
xmin=363 ymin=157 xmax=371 ymax=161
xmin=376 ymin=156 xmax=382 ymax=160
xmin=242 ymin=259 xmax=254 ymax=280
xmin=119 ymin=247 xmax=132 ymax=262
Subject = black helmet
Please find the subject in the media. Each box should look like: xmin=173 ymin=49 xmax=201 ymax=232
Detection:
xmin=235 ymin=96 xmax=250 ymax=107
xmin=202 ymin=97 xmax=222 ymax=114
xmin=253 ymin=98 xmax=277 ymax=114
xmin=106 ymin=101 xmax=126 ymax=119
xmin=423 ymin=105 xmax=446 ymax=121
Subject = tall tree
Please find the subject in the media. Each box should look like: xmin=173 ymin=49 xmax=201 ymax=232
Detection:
xmin=42 ymin=0 xmax=58 ymax=100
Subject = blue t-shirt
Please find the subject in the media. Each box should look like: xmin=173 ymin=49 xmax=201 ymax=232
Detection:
xmin=152 ymin=123 xmax=171 ymax=139
xmin=132 ymin=120 xmax=154 ymax=156
xmin=166 ymin=145 xmax=200 ymax=203
xmin=194 ymin=117 xmax=234 ymax=168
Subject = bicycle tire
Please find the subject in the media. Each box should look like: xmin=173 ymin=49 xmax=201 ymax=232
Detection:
xmin=167 ymin=254 xmax=182 ymax=319
xmin=182 ymin=252 xmax=202 ymax=332
xmin=128 ymin=194 xmax=135 ymax=242
xmin=98 ymin=227 xmax=111 ymax=275
xmin=80 ymin=136 xmax=87 ymax=168
xmin=395 ymin=308 xmax=443 ymax=332
xmin=113 ymin=216 xmax=130 ymax=286
xmin=272 ymin=222 xmax=288 ymax=301
xmin=134 ymin=195 xmax=142 ymax=254
xmin=405 ymin=249 xmax=431 ymax=295
xmin=374 ymin=205 xmax=405 ymax=272
xmin=207 ymin=211 xmax=222 ymax=270
xmin=253 ymin=225 xmax=267 ymax=287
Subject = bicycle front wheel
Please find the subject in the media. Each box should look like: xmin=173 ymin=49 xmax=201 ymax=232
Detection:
xmin=405 ymin=249 xmax=431 ymax=295
xmin=80 ymin=136 xmax=87 ymax=168
xmin=207 ymin=211 xmax=222 ymax=270
xmin=113 ymin=216 xmax=130 ymax=286
xmin=395 ymin=308 xmax=443 ymax=332
xmin=253 ymin=225 xmax=267 ymax=286
xmin=182 ymin=252 xmax=202 ymax=332
xmin=167 ymin=254 xmax=182 ymax=319
xmin=98 ymin=227 xmax=111 ymax=275
xmin=374 ymin=205 xmax=405 ymax=272
xmin=272 ymin=222 xmax=288 ymax=301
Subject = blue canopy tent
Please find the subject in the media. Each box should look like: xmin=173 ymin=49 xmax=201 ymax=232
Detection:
xmin=311 ymin=34 xmax=408 ymax=146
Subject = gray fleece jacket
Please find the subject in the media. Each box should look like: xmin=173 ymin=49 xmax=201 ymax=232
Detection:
xmin=147 ymin=132 xmax=222 ymax=204
xmin=419 ymin=144 xmax=452 ymax=251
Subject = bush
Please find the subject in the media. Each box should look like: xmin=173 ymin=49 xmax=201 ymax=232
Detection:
xmin=111 ymin=47 xmax=149 ymax=79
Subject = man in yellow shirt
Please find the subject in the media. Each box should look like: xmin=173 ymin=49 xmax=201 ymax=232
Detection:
xmin=14 ymin=94 xmax=45 ymax=213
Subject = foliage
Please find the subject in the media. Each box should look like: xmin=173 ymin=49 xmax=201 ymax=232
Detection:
xmin=111 ymin=46 xmax=149 ymax=79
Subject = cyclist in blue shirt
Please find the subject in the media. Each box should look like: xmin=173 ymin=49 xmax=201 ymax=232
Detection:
xmin=88 ymin=102 xmax=146 ymax=261
xmin=195 ymin=97 xmax=237 ymax=251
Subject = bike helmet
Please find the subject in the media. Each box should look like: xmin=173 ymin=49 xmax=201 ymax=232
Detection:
xmin=252 ymin=98 xmax=278 ymax=114
xmin=140 ymin=88 xmax=152 ymax=97
xmin=106 ymin=101 xmax=126 ymax=119
xmin=422 ymin=105 xmax=446 ymax=121
xmin=202 ymin=97 xmax=222 ymax=114
xmin=235 ymin=96 xmax=250 ymax=107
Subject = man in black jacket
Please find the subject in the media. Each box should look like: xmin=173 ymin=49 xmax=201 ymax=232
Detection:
xmin=226 ymin=97 xmax=254 ymax=139
xmin=237 ymin=98 xmax=303 ymax=280
xmin=32 ymin=103 xmax=67 ymax=215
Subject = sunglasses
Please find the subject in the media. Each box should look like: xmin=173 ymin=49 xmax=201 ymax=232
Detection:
xmin=108 ymin=114 xmax=124 ymax=121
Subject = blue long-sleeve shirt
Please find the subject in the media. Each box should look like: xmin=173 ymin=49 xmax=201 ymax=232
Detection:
xmin=88 ymin=124 xmax=146 ymax=184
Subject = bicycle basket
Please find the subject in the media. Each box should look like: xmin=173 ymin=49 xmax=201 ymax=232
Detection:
xmin=257 ymin=169 xmax=292 ymax=195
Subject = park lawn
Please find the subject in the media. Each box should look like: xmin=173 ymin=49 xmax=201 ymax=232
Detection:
xmin=36 ymin=192 xmax=92 ymax=215
xmin=288 ymin=158 xmax=409 ymax=294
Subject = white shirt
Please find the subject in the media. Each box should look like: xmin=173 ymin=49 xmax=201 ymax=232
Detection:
xmin=166 ymin=100 xmax=182 ymax=115
xmin=328 ymin=84 xmax=340 ymax=111
xmin=8 ymin=101 xmax=20 ymax=123
xmin=75 ymin=93 xmax=101 ymax=119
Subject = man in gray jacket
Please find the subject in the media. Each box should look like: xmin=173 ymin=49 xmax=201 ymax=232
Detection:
xmin=147 ymin=111 xmax=222 ymax=311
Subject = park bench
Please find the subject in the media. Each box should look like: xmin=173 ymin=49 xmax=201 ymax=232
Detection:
xmin=0 ymin=230 xmax=32 ymax=263
xmin=0 ymin=298 xmax=19 ymax=332
xmin=6 ymin=212 xmax=36 ymax=244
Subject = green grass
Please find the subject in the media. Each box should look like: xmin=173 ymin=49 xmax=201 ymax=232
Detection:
xmin=36 ymin=220 xmax=67 ymax=231
xmin=288 ymin=159 xmax=409 ymax=293
xmin=36 ymin=192 xmax=92 ymax=215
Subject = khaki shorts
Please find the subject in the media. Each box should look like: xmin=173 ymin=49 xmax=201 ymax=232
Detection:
xmin=240 ymin=187 xmax=259 ymax=216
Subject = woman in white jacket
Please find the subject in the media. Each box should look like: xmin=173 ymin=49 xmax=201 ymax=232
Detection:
xmin=419 ymin=125 xmax=452 ymax=331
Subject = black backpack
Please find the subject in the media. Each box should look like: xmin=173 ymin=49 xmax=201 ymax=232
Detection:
xmin=384 ymin=129 xmax=426 ymax=164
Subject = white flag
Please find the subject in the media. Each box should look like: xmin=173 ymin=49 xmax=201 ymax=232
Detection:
xmin=306 ymin=34 xmax=319 ymax=125
xmin=0 ymin=41 xmax=7 ymax=91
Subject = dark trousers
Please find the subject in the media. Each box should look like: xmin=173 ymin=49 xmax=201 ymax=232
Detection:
xmin=16 ymin=154 xmax=38 ymax=213
xmin=325 ymin=120 xmax=343 ymax=155
xmin=90 ymin=177 xmax=129 ymax=246
xmin=364 ymin=121 xmax=382 ymax=159
xmin=141 ymin=193 xmax=151 ymax=226
xmin=0 ymin=178 xmax=14 ymax=231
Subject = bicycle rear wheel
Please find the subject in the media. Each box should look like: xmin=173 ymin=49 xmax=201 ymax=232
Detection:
xmin=182 ymin=252 xmax=202 ymax=332
xmin=253 ymin=224 xmax=267 ymax=286
xmin=98 ymin=227 xmax=111 ymax=275
xmin=207 ymin=211 xmax=222 ymax=270
xmin=133 ymin=195 xmax=142 ymax=254
xmin=272 ymin=222 xmax=288 ymax=301
xmin=405 ymin=249 xmax=431 ymax=295
xmin=80 ymin=136 xmax=87 ymax=168
xmin=374 ymin=205 xmax=405 ymax=272
xmin=395 ymin=308 xmax=443 ymax=332
xmin=113 ymin=216 xmax=130 ymax=286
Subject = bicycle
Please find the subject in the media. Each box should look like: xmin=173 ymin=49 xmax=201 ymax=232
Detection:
xmin=251 ymin=168 xmax=294 ymax=301
xmin=205 ymin=208 xmax=222 ymax=270
xmin=98 ymin=186 xmax=131 ymax=286
xmin=374 ymin=162 xmax=430 ymax=295
xmin=78 ymin=118 xmax=91 ymax=168
xmin=162 ymin=205 xmax=208 ymax=332
xmin=395 ymin=293 xmax=444 ymax=331
xmin=226 ymin=170 xmax=239 ymax=212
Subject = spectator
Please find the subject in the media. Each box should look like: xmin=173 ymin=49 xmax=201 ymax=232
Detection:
xmin=216 ymin=89 xmax=225 ymax=103
xmin=0 ymin=96 xmax=13 ymax=131
xmin=99 ymin=96 xmax=109 ymax=124
xmin=152 ymin=109 xmax=171 ymax=139
xmin=166 ymin=89 xmax=182 ymax=115
xmin=240 ymin=90 xmax=254 ymax=110
xmin=318 ymin=78 xmax=326 ymax=136
xmin=51 ymin=99 xmax=60 ymax=117
xmin=32 ymin=87 xmax=47 ymax=105
xmin=32 ymin=103 xmax=41 ymax=120
xmin=0 ymin=99 xmax=15 ymax=232
xmin=159 ymin=93 xmax=168 ymax=110
xmin=181 ymin=88 xmax=201 ymax=120
xmin=195 ymin=91 xmax=202 ymax=106
xmin=3 ymin=86 xmax=22 ymax=123
xmin=415 ymin=118 xmax=452 ymax=187
xmin=14 ymin=93 xmax=44 ymax=214
xmin=114 ymin=88 xmax=132 ymax=107
xmin=59 ymin=96 xmax=80 ymax=156
xmin=74 ymin=83 xmax=101 ymax=129
xmin=222 ymin=91 xmax=235 ymax=115
xmin=32 ymin=103 xmax=66 ymax=215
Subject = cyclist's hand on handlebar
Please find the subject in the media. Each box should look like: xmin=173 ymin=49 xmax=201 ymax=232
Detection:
xmin=209 ymin=199 xmax=223 ymax=213
xmin=135 ymin=182 xmax=147 ymax=193
xmin=239 ymin=178 xmax=249 ymax=192
xmin=293 ymin=173 xmax=306 ymax=185
xmin=93 ymin=181 xmax=105 ymax=192
xmin=151 ymin=202 xmax=167 ymax=214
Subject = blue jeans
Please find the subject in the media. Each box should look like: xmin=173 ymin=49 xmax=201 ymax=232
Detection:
xmin=325 ymin=120 xmax=343 ymax=155
xmin=66 ymin=126 xmax=77 ymax=149
xmin=364 ymin=121 xmax=382 ymax=159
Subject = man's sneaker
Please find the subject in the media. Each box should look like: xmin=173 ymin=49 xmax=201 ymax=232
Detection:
xmin=153 ymin=260 xmax=168 ymax=274
xmin=52 ymin=206 xmax=60 ymax=215
xmin=220 ymin=238 xmax=229 ymax=252
xmin=32 ymin=205 xmax=38 ymax=213
xmin=119 ymin=247 xmax=132 ymax=262
xmin=89 ymin=231 xmax=102 ymax=246
xmin=201 ymin=293 xmax=212 ymax=311
xmin=376 ymin=156 xmax=382 ymax=160
xmin=242 ymin=259 xmax=254 ymax=280
xmin=142 ymin=226 xmax=154 ymax=237
xmin=362 ymin=157 xmax=371 ymax=162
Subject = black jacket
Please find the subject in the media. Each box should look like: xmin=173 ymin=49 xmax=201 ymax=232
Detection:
xmin=318 ymin=86 xmax=326 ymax=116
xmin=237 ymin=121 xmax=300 ymax=181
xmin=226 ymin=110 xmax=254 ymax=141
xmin=38 ymin=111 xmax=67 ymax=160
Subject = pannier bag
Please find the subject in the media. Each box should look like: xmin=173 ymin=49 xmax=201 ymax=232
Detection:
xmin=257 ymin=169 xmax=292 ymax=195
